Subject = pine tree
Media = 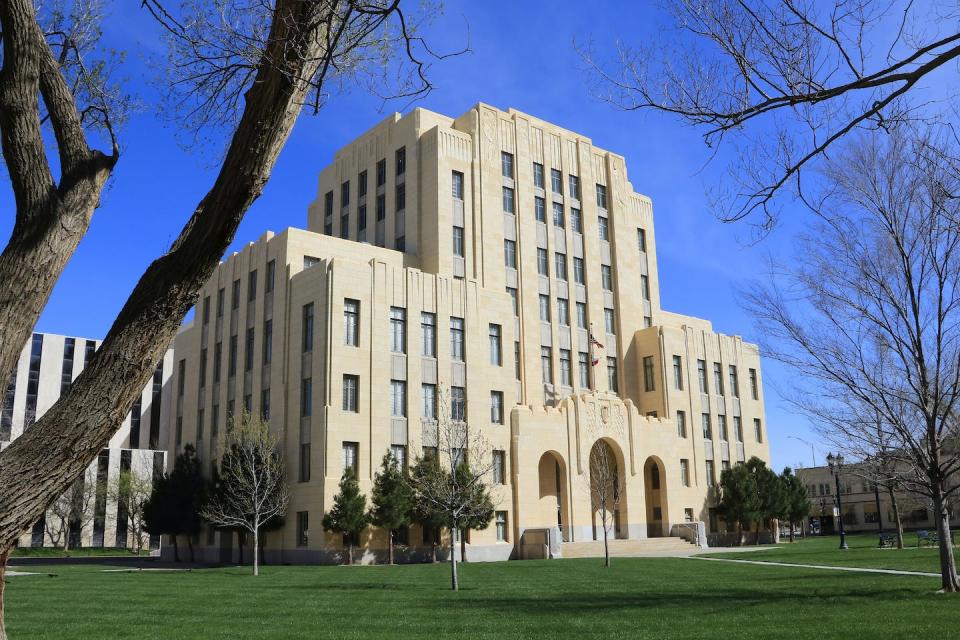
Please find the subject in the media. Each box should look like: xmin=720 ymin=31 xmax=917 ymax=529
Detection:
xmin=780 ymin=467 xmax=811 ymax=543
xmin=409 ymin=454 xmax=445 ymax=563
xmin=718 ymin=463 xmax=760 ymax=546
xmin=322 ymin=468 xmax=369 ymax=565
xmin=369 ymin=453 xmax=414 ymax=565
xmin=750 ymin=457 xmax=785 ymax=544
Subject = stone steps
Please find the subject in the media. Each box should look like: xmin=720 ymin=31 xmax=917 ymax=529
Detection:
xmin=559 ymin=537 xmax=695 ymax=558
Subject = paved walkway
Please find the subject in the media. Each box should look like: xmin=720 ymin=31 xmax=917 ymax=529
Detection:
xmin=690 ymin=555 xmax=940 ymax=577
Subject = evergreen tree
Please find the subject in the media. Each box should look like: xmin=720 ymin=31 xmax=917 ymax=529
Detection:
xmin=144 ymin=474 xmax=179 ymax=560
xmin=718 ymin=463 xmax=759 ymax=546
xmin=409 ymin=454 xmax=445 ymax=563
xmin=780 ymin=467 xmax=811 ymax=543
xmin=750 ymin=457 xmax=785 ymax=544
xmin=369 ymin=453 xmax=414 ymax=565
xmin=322 ymin=468 xmax=369 ymax=565
xmin=146 ymin=445 xmax=208 ymax=562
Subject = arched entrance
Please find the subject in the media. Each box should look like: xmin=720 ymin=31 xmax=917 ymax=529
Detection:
xmin=644 ymin=456 xmax=668 ymax=537
xmin=589 ymin=439 xmax=628 ymax=541
xmin=537 ymin=451 xmax=570 ymax=541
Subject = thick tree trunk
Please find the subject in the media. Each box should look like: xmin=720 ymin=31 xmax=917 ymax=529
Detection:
xmin=388 ymin=530 xmax=394 ymax=565
xmin=737 ymin=521 xmax=744 ymax=547
xmin=933 ymin=486 xmax=959 ymax=592
xmin=789 ymin=521 xmax=795 ymax=543
xmin=887 ymin=486 xmax=904 ymax=549
xmin=449 ymin=527 xmax=459 ymax=591
xmin=172 ymin=535 xmax=179 ymax=562
xmin=188 ymin=536 xmax=194 ymax=563
xmin=252 ymin=527 xmax=259 ymax=577
xmin=460 ymin=528 xmax=467 ymax=564
xmin=347 ymin=541 xmax=353 ymax=566
xmin=431 ymin=540 xmax=437 ymax=563
xmin=0 ymin=549 xmax=7 ymax=640
xmin=755 ymin=520 xmax=762 ymax=545
xmin=63 ymin=526 xmax=71 ymax=553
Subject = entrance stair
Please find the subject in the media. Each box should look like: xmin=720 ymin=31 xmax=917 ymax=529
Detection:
xmin=559 ymin=537 xmax=696 ymax=558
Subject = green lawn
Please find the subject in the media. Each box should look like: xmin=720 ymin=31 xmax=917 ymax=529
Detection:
xmin=10 ymin=546 xmax=139 ymax=558
xmin=705 ymin=532 xmax=959 ymax=574
xmin=4 ymin=555 xmax=957 ymax=639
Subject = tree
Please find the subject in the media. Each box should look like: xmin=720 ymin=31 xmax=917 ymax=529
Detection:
xmin=588 ymin=440 xmax=623 ymax=567
xmin=145 ymin=445 xmax=206 ymax=561
xmin=746 ymin=129 xmax=960 ymax=591
xmin=46 ymin=468 xmax=97 ymax=552
xmin=407 ymin=388 xmax=496 ymax=591
xmin=110 ymin=468 xmax=154 ymax=555
xmin=718 ymin=463 xmax=760 ymax=546
xmin=144 ymin=473 xmax=180 ymax=560
xmin=0 ymin=1 xmax=447 ymax=632
xmin=368 ymin=453 xmax=414 ymax=565
xmin=751 ymin=458 xmax=784 ymax=544
xmin=202 ymin=412 xmax=289 ymax=577
xmin=579 ymin=0 xmax=960 ymax=229
xmin=409 ymin=453 xmax=446 ymax=563
xmin=322 ymin=468 xmax=369 ymax=566
xmin=780 ymin=468 xmax=811 ymax=544
xmin=454 ymin=461 xmax=495 ymax=564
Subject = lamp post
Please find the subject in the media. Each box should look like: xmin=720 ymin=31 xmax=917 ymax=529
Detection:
xmin=827 ymin=453 xmax=849 ymax=550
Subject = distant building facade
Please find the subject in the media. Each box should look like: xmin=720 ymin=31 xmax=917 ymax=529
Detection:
xmin=168 ymin=104 xmax=772 ymax=563
xmin=1 ymin=333 xmax=172 ymax=550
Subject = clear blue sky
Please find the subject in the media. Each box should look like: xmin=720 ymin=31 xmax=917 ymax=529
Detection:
xmin=1 ymin=0 xmax=833 ymax=471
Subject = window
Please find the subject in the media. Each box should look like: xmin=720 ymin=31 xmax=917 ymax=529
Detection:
xmin=231 ymin=279 xmax=241 ymax=310
xmin=340 ymin=180 xmax=350 ymax=209
xmin=216 ymin=288 xmax=225 ymax=317
xmin=325 ymin=190 xmax=334 ymax=217
xmin=453 ymin=226 xmax=465 ymax=257
xmin=296 ymin=512 xmax=309 ymax=547
xmin=533 ymin=163 xmax=544 ymax=188
xmin=493 ymin=451 xmax=506 ymax=484
xmin=568 ymin=175 xmax=580 ymax=200
xmin=450 ymin=317 xmax=465 ymax=361
xmin=342 ymin=299 xmax=360 ymax=346
xmin=244 ymin=328 xmax=255 ymax=372
xmin=705 ymin=460 xmax=716 ymax=488
xmin=451 ymin=386 xmax=466 ymax=421
xmin=376 ymin=194 xmax=385 ymax=221
xmin=202 ymin=296 xmax=210 ymax=325
xmin=754 ymin=418 xmax=763 ymax=443
xmin=359 ymin=170 xmax=368 ymax=197
xmin=552 ymin=253 xmax=567 ymax=282
xmin=391 ymin=380 xmax=407 ymax=417
xmin=490 ymin=391 xmax=504 ymax=424
xmin=559 ymin=349 xmax=572 ymax=386
xmin=677 ymin=410 xmax=687 ymax=438
xmin=395 ymin=183 xmax=406 ymax=212
xmin=718 ymin=414 xmax=728 ymax=441
xmin=749 ymin=368 xmax=759 ymax=400
xmin=421 ymin=312 xmax=436 ymax=357
xmin=244 ymin=272 xmax=256 ymax=303
xmin=358 ymin=204 xmax=367 ymax=233
xmin=213 ymin=342 xmax=222 ymax=382
xmin=571 ymin=208 xmax=582 ymax=233
xmin=301 ymin=303 xmax=314 ymax=352
xmin=557 ymin=298 xmax=570 ymax=326
xmin=265 ymin=260 xmax=276 ymax=293
xmin=537 ymin=248 xmax=549 ymax=276
xmin=641 ymin=275 xmax=650 ymax=300
xmin=495 ymin=511 xmax=508 ymax=542
xmin=501 ymin=151 xmax=514 ymax=178
xmin=504 ymin=239 xmax=517 ymax=269
xmin=598 ymin=216 xmax=609 ymax=241
xmin=607 ymin=357 xmax=619 ymax=393
xmin=301 ymin=378 xmax=312 ymax=417
xmin=637 ymin=228 xmax=647 ymax=252
xmin=262 ymin=320 xmax=273 ymax=365
xmin=395 ymin=147 xmax=406 ymax=175
xmin=502 ymin=186 xmax=515 ymax=213
xmin=572 ymin=257 xmax=585 ymax=285
xmin=340 ymin=212 xmax=349 ymax=239
xmin=644 ymin=316 xmax=652 ymax=328
xmin=702 ymin=413 xmax=712 ymax=439
xmin=596 ymin=184 xmax=608 ymax=209
xmin=452 ymin=171 xmax=464 ymax=199
xmin=342 ymin=442 xmax=358 ymax=475
xmin=539 ymin=295 xmax=551 ymax=322
xmin=421 ymin=384 xmax=437 ymax=419
xmin=729 ymin=365 xmax=740 ymax=399
xmin=489 ymin=324 xmax=502 ymax=365
xmin=550 ymin=168 xmax=562 ymax=193
xmin=390 ymin=307 xmax=406 ymax=354
xmin=535 ymin=196 xmax=545 ymax=222
xmin=643 ymin=356 xmax=655 ymax=392
xmin=680 ymin=459 xmax=690 ymax=487
xmin=601 ymin=265 xmax=613 ymax=291
xmin=507 ymin=287 xmax=519 ymax=317
xmin=697 ymin=360 xmax=707 ymax=393
xmin=578 ymin=352 xmax=590 ymax=389
xmin=713 ymin=363 xmax=724 ymax=395
xmin=552 ymin=202 xmax=564 ymax=228
xmin=734 ymin=416 xmax=744 ymax=442
xmin=198 ymin=348 xmax=207 ymax=388
xmin=391 ymin=445 xmax=407 ymax=470
xmin=261 ymin=388 xmax=271 ymax=420
xmin=376 ymin=158 xmax=386 ymax=186
xmin=342 ymin=375 xmax=359 ymax=412
xmin=604 ymin=308 xmax=616 ymax=335
xmin=541 ymin=347 xmax=553 ymax=383
xmin=304 ymin=255 xmax=320 ymax=269
xmin=228 ymin=335 xmax=238 ymax=377
xmin=673 ymin=355 xmax=683 ymax=390
xmin=576 ymin=302 xmax=587 ymax=329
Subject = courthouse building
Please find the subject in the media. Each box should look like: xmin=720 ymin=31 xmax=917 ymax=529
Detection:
xmin=1 ymin=333 xmax=171 ymax=550
xmin=169 ymin=104 xmax=771 ymax=562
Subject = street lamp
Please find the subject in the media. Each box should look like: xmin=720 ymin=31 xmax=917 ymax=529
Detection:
xmin=827 ymin=452 xmax=849 ymax=550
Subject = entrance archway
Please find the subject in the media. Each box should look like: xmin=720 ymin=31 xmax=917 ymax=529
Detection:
xmin=589 ymin=439 xmax=628 ymax=541
xmin=537 ymin=451 xmax=570 ymax=541
xmin=644 ymin=456 xmax=669 ymax=537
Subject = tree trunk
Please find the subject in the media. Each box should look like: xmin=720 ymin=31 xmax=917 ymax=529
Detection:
xmin=172 ymin=535 xmax=179 ymax=562
xmin=772 ymin=518 xmax=780 ymax=544
xmin=237 ymin=532 xmax=244 ymax=566
xmin=252 ymin=527 xmax=259 ymax=577
xmin=63 ymin=526 xmax=71 ymax=553
xmin=933 ymin=485 xmax=959 ymax=592
xmin=789 ymin=520 xmax=795 ymax=543
xmin=431 ymin=540 xmax=437 ymax=563
xmin=602 ymin=505 xmax=610 ymax=567
xmin=0 ymin=549 xmax=8 ymax=640
xmin=754 ymin=520 xmax=761 ymax=545
xmin=460 ymin=528 xmax=467 ymax=564
xmin=347 ymin=540 xmax=353 ymax=566
xmin=388 ymin=530 xmax=394 ymax=565
xmin=887 ymin=485 xmax=904 ymax=549
xmin=187 ymin=535 xmax=194 ymax=563
xmin=449 ymin=527 xmax=459 ymax=591
xmin=737 ymin=521 xmax=744 ymax=547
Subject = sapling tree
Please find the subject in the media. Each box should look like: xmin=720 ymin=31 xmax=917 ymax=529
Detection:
xmin=368 ymin=452 xmax=414 ymax=565
xmin=323 ymin=468 xmax=369 ymax=565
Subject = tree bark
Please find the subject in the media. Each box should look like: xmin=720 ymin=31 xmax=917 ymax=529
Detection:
xmin=602 ymin=506 xmax=610 ymax=567
xmin=737 ymin=521 xmax=744 ymax=547
xmin=789 ymin=521 xmax=795 ymax=544
xmin=449 ymin=527 xmax=459 ymax=591
xmin=460 ymin=528 xmax=467 ymax=564
xmin=347 ymin=541 xmax=353 ymax=566
xmin=252 ymin=527 xmax=259 ymax=577
xmin=933 ymin=485 xmax=959 ymax=592
xmin=388 ymin=530 xmax=394 ymax=565
xmin=887 ymin=485 xmax=904 ymax=549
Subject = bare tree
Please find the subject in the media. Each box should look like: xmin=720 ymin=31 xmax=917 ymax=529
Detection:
xmin=579 ymin=0 xmax=960 ymax=229
xmin=202 ymin=412 xmax=289 ymax=577
xmin=588 ymin=440 xmax=623 ymax=568
xmin=745 ymin=129 xmax=960 ymax=591
xmin=45 ymin=468 xmax=97 ymax=552
xmin=408 ymin=388 xmax=496 ymax=591
xmin=0 ymin=2 xmax=450 ymax=633
xmin=109 ymin=468 xmax=154 ymax=555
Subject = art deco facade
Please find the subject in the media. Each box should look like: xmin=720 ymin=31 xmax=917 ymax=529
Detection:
xmin=169 ymin=104 xmax=771 ymax=562
xmin=1 ymin=333 xmax=171 ymax=549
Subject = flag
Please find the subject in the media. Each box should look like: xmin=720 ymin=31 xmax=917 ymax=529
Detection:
xmin=589 ymin=325 xmax=604 ymax=366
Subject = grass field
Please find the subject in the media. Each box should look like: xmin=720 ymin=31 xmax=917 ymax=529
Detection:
xmin=5 ymin=550 xmax=958 ymax=639
xmin=705 ymin=531 xmax=959 ymax=573
xmin=10 ymin=546 xmax=139 ymax=558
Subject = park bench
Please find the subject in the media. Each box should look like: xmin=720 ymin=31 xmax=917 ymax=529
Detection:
xmin=879 ymin=533 xmax=896 ymax=548
xmin=917 ymin=530 xmax=938 ymax=547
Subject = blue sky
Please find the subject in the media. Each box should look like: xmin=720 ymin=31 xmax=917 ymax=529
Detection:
xmin=2 ymin=0 xmax=843 ymax=470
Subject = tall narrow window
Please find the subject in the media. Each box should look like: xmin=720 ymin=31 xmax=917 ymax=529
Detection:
xmin=550 ymin=168 xmax=562 ymax=193
xmin=555 ymin=253 xmax=568 ymax=281
xmin=552 ymin=202 xmax=564 ymax=228
xmin=713 ymin=362 xmax=724 ymax=395
xmin=496 ymin=511 xmax=508 ymax=541
xmin=570 ymin=208 xmax=582 ymax=233
xmin=541 ymin=347 xmax=553 ymax=384
xmin=702 ymin=413 xmax=712 ymax=439
xmin=641 ymin=275 xmax=650 ymax=300
xmin=452 ymin=171 xmax=464 ymax=199
xmin=601 ymin=265 xmax=613 ymax=291
xmin=559 ymin=349 xmax=572 ymax=386
xmin=453 ymin=226 xmax=465 ymax=257
xmin=228 ymin=335 xmax=237 ymax=377
xmin=395 ymin=147 xmax=406 ymax=175
xmin=265 ymin=260 xmax=276 ymax=293
xmin=342 ymin=375 xmax=359 ymax=412
xmin=578 ymin=352 xmax=590 ymax=389
xmin=421 ymin=384 xmax=437 ymax=419
xmin=557 ymin=298 xmax=570 ymax=326
xmin=248 ymin=270 xmax=258 ymax=301
xmin=734 ymin=416 xmax=744 ymax=442
xmin=504 ymin=240 xmax=517 ymax=269
xmin=534 ymin=196 xmax=545 ymax=222
xmin=490 ymin=391 xmax=504 ymax=424
xmin=637 ymin=228 xmax=647 ymax=252
xmin=376 ymin=158 xmax=386 ymax=186
xmin=677 ymin=411 xmax=687 ymax=438
xmin=262 ymin=320 xmax=272 ymax=365
xmin=754 ymin=418 xmax=763 ymax=442
xmin=568 ymin=175 xmax=580 ymax=200
xmin=537 ymin=248 xmax=549 ymax=276
xmin=502 ymin=186 xmax=515 ymax=213
xmin=697 ymin=360 xmax=707 ymax=393
xmin=729 ymin=365 xmax=740 ymax=399
xmin=598 ymin=216 xmax=610 ymax=241
xmin=576 ymin=302 xmax=587 ymax=329
xmin=749 ymin=368 xmax=759 ymax=400
xmin=451 ymin=386 xmax=466 ymax=421
xmin=607 ymin=357 xmax=619 ymax=393
xmin=376 ymin=194 xmax=386 ymax=221
xmin=501 ymin=151 xmax=514 ymax=178
xmin=344 ymin=299 xmax=359 ymax=346
xmin=533 ymin=162 xmax=544 ymax=188
xmin=507 ymin=287 xmax=519 ymax=317
xmin=301 ymin=378 xmax=312 ymax=417
xmin=202 ymin=296 xmax=210 ymax=325
xmin=706 ymin=460 xmax=716 ymax=488
xmin=342 ymin=442 xmax=359 ymax=475
xmin=213 ymin=341 xmax=222 ymax=382
xmin=515 ymin=342 xmax=522 ymax=381
xmin=216 ymin=288 xmax=224 ymax=317
xmin=450 ymin=317 xmax=465 ymax=362
xmin=604 ymin=307 xmax=616 ymax=335
xmin=261 ymin=389 xmax=271 ymax=420
xmin=489 ymin=324 xmax=502 ymax=366
xmin=596 ymin=184 xmax=608 ymax=209
xmin=302 ymin=303 xmax=314 ymax=352
xmin=539 ymin=295 xmax=551 ymax=322
xmin=421 ymin=312 xmax=437 ymax=357
xmin=244 ymin=327 xmax=255 ymax=372
xmin=718 ymin=414 xmax=728 ymax=441
xmin=395 ymin=183 xmax=406 ymax=212
xmin=359 ymin=170 xmax=368 ymax=197
xmin=391 ymin=380 xmax=407 ymax=417
xmin=673 ymin=355 xmax=683 ymax=390
xmin=231 ymin=279 xmax=241 ymax=310
xmin=573 ymin=257 xmax=585 ymax=284
xmin=643 ymin=356 xmax=655 ymax=392
xmin=390 ymin=307 xmax=406 ymax=354
xmin=296 ymin=512 xmax=309 ymax=547
xmin=493 ymin=451 xmax=506 ymax=484
xmin=680 ymin=459 xmax=690 ymax=486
